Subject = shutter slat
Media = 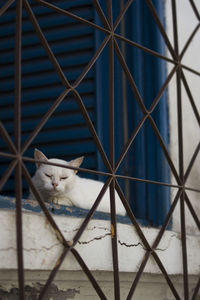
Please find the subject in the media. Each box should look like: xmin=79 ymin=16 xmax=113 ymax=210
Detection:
xmin=0 ymin=1 xmax=96 ymax=195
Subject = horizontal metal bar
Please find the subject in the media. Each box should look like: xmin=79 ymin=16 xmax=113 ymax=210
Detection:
xmin=24 ymin=0 xmax=71 ymax=89
xmin=0 ymin=152 xmax=17 ymax=159
xmin=21 ymin=88 xmax=70 ymax=155
xmin=181 ymin=63 xmax=200 ymax=76
xmin=0 ymin=122 xmax=17 ymax=154
xmin=22 ymin=156 xmax=200 ymax=193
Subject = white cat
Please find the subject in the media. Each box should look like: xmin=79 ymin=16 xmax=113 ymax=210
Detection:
xmin=29 ymin=149 xmax=126 ymax=216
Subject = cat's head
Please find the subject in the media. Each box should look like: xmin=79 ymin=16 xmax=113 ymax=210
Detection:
xmin=33 ymin=149 xmax=83 ymax=195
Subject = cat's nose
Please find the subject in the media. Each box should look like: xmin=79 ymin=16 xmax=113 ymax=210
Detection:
xmin=52 ymin=182 xmax=58 ymax=189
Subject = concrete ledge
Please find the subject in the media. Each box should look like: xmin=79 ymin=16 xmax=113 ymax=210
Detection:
xmin=0 ymin=209 xmax=199 ymax=275
xmin=0 ymin=270 xmax=199 ymax=300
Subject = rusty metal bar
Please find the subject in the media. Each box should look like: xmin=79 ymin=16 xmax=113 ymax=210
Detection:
xmin=22 ymin=155 xmax=200 ymax=193
xmin=114 ymin=39 xmax=147 ymax=114
xmin=23 ymin=155 xmax=111 ymax=177
xmin=184 ymin=192 xmax=200 ymax=231
xmin=38 ymin=177 xmax=112 ymax=299
xmin=148 ymin=64 xmax=179 ymax=113
xmin=181 ymin=70 xmax=200 ymax=127
xmin=14 ymin=1 xmax=24 ymax=298
xmin=14 ymin=0 xmax=22 ymax=152
xmin=181 ymin=63 xmax=200 ymax=76
xmin=92 ymin=0 xmax=111 ymax=30
xmin=114 ymin=37 xmax=179 ymax=174
xmin=115 ymin=181 xmax=151 ymax=251
xmin=152 ymin=189 xmax=183 ymax=248
xmin=0 ymin=152 xmax=17 ymax=159
xmin=192 ymin=276 xmax=200 ymax=300
xmin=145 ymin=0 xmax=178 ymax=61
xmin=151 ymin=251 xmax=181 ymax=300
xmin=108 ymin=37 xmax=115 ymax=167
xmin=126 ymin=187 xmax=183 ymax=299
xmin=22 ymin=163 xmax=68 ymax=247
xmin=21 ymin=89 xmax=70 ymax=155
xmin=180 ymin=191 xmax=189 ymax=300
xmin=114 ymin=32 xmax=176 ymax=65
xmin=73 ymin=34 xmax=111 ymax=88
xmin=1 ymin=1 xmax=199 ymax=299
xmin=107 ymin=1 xmax=121 ymax=296
xmin=72 ymin=178 xmax=112 ymax=246
xmin=189 ymin=0 xmax=200 ymax=21
xmin=38 ymin=247 xmax=69 ymax=300
xmin=116 ymin=180 xmax=181 ymax=299
xmin=0 ymin=0 xmax=15 ymax=17
xmin=126 ymin=250 xmax=151 ymax=300
xmin=24 ymin=0 xmax=71 ymax=89
xmin=35 ymin=0 xmax=110 ymax=35
xmin=0 ymin=122 xmax=17 ymax=154
xmin=171 ymin=1 xmax=189 ymax=299
xmin=113 ymin=0 xmax=134 ymax=31
xmin=184 ymin=141 xmax=200 ymax=183
xmin=180 ymin=23 xmax=200 ymax=59
xmin=71 ymin=248 xmax=108 ymax=300
xmin=110 ymin=179 xmax=120 ymax=300
xmin=115 ymin=115 xmax=148 ymax=172
xmin=0 ymin=159 xmax=17 ymax=192
xmin=73 ymin=89 xmax=112 ymax=173
xmin=15 ymin=161 xmax=25 ymax=300
xmin=148 ymin=115 xmax=181 ymax=185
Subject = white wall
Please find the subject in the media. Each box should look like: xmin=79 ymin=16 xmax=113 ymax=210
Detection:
xmin=166 ymin=0 xmax=200 ymax=234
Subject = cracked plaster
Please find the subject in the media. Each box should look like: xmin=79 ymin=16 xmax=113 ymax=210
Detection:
xmin=0 ymin=210 xmax=199 ymax=275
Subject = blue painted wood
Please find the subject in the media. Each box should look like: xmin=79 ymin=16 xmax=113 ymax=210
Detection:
xmin=0 ymin=81 xmax=94 ymax=105
xmin=0 ymin=0 xmax=169 ymax=227
xmin=1 ymin=37 xmax=93 ymax=66
xmin=0 ymin=195 xmax=131 ymax=224
xmin=95 ymin=0 xmax=169 ymax=226
xmin=0 ymin=1 xmax=97 ymax=196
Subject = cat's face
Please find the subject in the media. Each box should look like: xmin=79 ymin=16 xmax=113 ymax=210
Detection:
xmin=34 ymin=149 xmax=83 ymax=195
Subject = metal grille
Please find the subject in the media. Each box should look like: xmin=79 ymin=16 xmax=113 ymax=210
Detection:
xmin=0 ymin=0 xmax=200 ymax=299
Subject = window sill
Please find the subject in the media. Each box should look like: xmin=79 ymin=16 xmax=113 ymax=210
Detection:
xmin=0 ymin=196 xmax=199 ymax=275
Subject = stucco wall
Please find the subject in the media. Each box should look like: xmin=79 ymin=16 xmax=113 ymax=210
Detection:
xmin=166 ymin=0 xmax=200 ymax=234
xmin=0 ymin=210 xmax=199 ymax=299
xmin=0 ymin=270 xmax=199 ymax=300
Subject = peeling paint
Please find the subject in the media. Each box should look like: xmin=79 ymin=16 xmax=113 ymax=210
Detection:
xmin=111 ymin=224 xmax=115 ymax=238
xmin=0 ymin=284 xmax=80 ymax=300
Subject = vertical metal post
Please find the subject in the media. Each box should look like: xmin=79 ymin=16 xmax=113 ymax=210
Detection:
xmin=14 ymin=0 xmax=24 ymax=298
xmin=107 ymin=1 xmax=120 ymax=299
xmin=171 ymin=1 xmax=189 ymax=299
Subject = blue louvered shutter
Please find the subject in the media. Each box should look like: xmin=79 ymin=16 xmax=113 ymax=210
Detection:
xmin=0 ymin=0 xmax=97 ymax=196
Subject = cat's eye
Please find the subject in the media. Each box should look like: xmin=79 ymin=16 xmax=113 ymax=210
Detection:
xmin=60 ymin=176 xmax=68 ymax=180
xmin=44 ymin=173 xmax=52 ymax=178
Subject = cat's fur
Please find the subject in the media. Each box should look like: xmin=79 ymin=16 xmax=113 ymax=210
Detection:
xmin=29 ymin=149 xmax=126 ymax=216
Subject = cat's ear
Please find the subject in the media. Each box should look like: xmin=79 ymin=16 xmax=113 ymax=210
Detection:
xmin=34 ymin=149 xmax=48 ymax=168
xmin=69 ymin=156 xmax=84 ymax=174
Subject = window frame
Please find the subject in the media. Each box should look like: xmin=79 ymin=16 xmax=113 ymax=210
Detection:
xmin=95 ymin=0 xmax=170 ymax=227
